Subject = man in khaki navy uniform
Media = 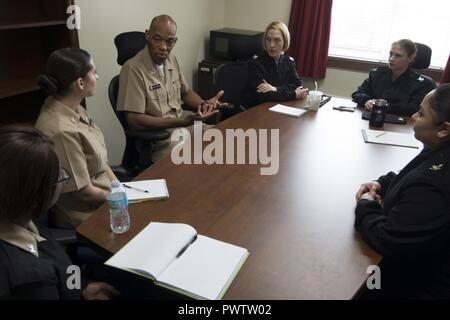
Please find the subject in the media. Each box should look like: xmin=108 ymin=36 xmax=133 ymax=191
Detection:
xmin=117 ymin=14 xmax=227 ymax=162
xmin=36 ymin=96 xmax=113 ymax=228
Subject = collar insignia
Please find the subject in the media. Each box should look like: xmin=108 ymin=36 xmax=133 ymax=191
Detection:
xmin=430 ymin=164 xmax=444 ymax=171
xmin=26 ymin=243 xmax=37 ymax=254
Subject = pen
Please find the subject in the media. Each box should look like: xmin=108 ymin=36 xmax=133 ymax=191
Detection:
xmin=376 ymin=132 xmax=387 ymax=138
xmin=333 ymin=106 xmax=355 ymax=112
xmin=176 ymin=234 xmax=197 ymax=258
xmin=123 ymin=184 xmax=149 ymax=193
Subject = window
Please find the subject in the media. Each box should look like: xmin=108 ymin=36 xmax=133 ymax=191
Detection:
xmin=329 ymin=0 xmax=450 ymax=69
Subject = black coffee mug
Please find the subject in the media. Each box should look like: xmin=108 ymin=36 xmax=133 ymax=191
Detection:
xmin=369 ymin=99 xmax=389 ymax=127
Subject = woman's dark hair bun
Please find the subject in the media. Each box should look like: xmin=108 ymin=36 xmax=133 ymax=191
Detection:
xmin=37 ymin=48 xmax=91 ymax=96
xmin=37 ymin=74 xmax=60 ymax=95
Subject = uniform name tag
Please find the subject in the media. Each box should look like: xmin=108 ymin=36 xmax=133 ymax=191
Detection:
xmin=150 ymin=84 xmax=161 ymax=90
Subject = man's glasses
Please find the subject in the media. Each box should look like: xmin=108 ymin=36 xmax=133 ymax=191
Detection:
xmin=56 ymin=167 xmax=71 ymax=184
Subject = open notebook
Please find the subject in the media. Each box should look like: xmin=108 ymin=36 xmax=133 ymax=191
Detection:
xmin=121 ymin=179 xmax=169 ymax=203
xmin=268 ymin=104 xmax=308 ymax=118
xmin=105 ymin=222 xmax=249 ymax=300
xmin=362 ymin=129 xmax=420 ymax=149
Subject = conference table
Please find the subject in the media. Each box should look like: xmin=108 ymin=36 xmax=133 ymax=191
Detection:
xmin=77 ymin=97 xmax=420 ymax=299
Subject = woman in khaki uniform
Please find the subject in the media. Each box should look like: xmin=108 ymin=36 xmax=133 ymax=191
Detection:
xmin=36 ymin=48 xmax=117 ymax=228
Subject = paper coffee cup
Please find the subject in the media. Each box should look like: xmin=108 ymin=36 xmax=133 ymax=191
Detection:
xmin=308 ymin=91 xmax=323 ymax=111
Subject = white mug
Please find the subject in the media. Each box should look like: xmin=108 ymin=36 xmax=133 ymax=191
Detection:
xmin=308 ymin=91 xmax=323 ymax=111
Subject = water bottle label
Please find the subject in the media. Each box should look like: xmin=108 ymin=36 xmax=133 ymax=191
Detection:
xmin=107 ymin=197 xmax=128 ymax=209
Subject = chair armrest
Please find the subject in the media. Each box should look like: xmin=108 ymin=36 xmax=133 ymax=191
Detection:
xmin=110 ymin=165 xmax=134 ymax=179
xmin=213 ymin=103 xmax=246 ymax=123
xmin=48 ymin=228 xmax=78 ymax=246
xmin=125 ymin=129 xmax=170 ymax=141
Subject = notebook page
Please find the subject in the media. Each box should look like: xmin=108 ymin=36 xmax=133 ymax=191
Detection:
xmin=330 ymin=97 xmax=357 ymax=108
xmin=122 ymin=179 xmax=169 ymax=203
xmin=105 ymin=222 xmax=197 ymax=279
xmin=158 ymin=235 xmax=249 ymax=300
xmin=362 ymin=129 xmax=420 ymax=149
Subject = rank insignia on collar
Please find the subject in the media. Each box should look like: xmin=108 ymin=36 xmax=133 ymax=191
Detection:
xmin=26 ymin=243 xmax=37 ymax=254
xmin=430 ymin=164 xmax=443 ymax=171
xmin=418 ymin=76 xmax=424 ymax=82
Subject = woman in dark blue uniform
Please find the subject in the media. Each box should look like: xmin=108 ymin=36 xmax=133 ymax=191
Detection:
xmin=0 ymin=126 xmax=118 ymax=300
xmin=245 ymin=21 xmax=308 ymax=108
xmin=355 ymin=84 xmax=450 ymax=299
xmin=352 ymin=39 xmax=435 ymax=116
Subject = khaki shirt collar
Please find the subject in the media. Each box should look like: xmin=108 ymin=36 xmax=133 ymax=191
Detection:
xmin=142 ymin=45 xmax=175 ymax=76
xmin=0 ymin=220 xmax=47 ymax=257
xmin=44 ymin=96 xmax=90 ymax=125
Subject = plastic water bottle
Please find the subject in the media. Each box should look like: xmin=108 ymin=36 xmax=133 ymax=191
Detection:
xmin=107 ymin=180 xmax=130 ymax=234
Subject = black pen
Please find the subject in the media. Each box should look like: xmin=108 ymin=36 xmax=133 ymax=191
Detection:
xmin=333 ymin=106 xmax=355 ymax=112
xmin=123 ymin=184 xmax=149 ymax=193
xmin=176 ymin=234 xmax=197 ymax=258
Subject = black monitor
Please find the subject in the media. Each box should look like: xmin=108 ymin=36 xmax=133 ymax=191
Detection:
xmin=209 ymin=28 xmax=264 ymax=60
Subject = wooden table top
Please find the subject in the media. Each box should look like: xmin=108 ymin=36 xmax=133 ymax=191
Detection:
xmin=77 ymin=98 xmax=420 ymax=299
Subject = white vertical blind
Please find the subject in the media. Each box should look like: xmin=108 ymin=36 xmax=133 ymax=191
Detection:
xmin=329 ymin=0 xmax=450 ymax=69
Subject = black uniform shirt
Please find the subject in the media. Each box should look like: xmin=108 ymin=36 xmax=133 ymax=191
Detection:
xmin=245 ymin=51 xmax=303 ymax=108
xmin=355 ymin=142 xmax=450 ymax=298
xmin=0 ymin=222 xmax=81 ymax=300
xmin=351 ymin=67 xmax=436 ymax=116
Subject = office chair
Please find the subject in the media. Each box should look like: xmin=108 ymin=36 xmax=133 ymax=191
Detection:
xmin=214 ymin=61 xmax=250 ymax=120
xmin=411 ymin=42 xmax=436 ymax=92
xmin=411 ymin=43 xmax=432 ymax=70
xmin=36 ymin=210 xmax=106 ymax=266
xmin=111 ymin=32 xmax=170 ymax=178
xmin=440 ymin=55 xmax=450 ymax=84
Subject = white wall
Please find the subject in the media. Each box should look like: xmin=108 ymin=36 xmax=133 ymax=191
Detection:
xmin=224 ymin=0 xmax=367 ymax=97
xmin=77 ymin=0 xmax=225 ymax=165
xmin=224 ymin=0 xmax=292 ymax=31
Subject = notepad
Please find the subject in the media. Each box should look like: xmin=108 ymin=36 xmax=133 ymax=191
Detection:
xmin=105 ymin=222 xmax=249 ymax=300
xmin=268 ymin=104 xmax=308 ymax=118
xmin=330 ymin=97 xmax=357 ymax=109
xmin=121 ymin=179 xmax=169 ymax=203
xmin=361 ymin=129 xmax=420 ymax=149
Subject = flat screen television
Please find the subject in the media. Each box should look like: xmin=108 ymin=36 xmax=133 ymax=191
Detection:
xmin=209 ymin=28 xmax=264 ymax=60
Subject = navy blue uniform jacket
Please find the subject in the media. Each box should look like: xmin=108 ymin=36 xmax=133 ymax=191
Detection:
xmin=352 ymin=67 xmax=435 ymax=116
xmin=245 ymin=51 xmax=303 ymax=108
xmin=355 ymin=142 xmax=450 ymax=298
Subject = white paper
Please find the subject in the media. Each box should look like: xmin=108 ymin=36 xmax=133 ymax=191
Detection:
xmin=105 ymin=222 xmax=196 ymax=279
xmin=104 ymin=222 xmax=249 ymax=300
xmin=158 ymin=235 xmax=249 ymax=300
xmin=122 ymin=179 xmax=169 ymax=203
xmin=362 ymin=129 xmax=420 ymax=149
xmin=268 ymin=104 xmax=308 ymax=118
xmin=330 ymin=97 xmax=357 ymax=108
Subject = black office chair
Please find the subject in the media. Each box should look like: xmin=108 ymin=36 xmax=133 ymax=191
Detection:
xmin=36 ymin=210 xmax=106 ymax=266
xmin=411 ymin=43 xmax=432 ymax=70
xmin=214 ymin=61 xmax=250 ymax=120
xmin=110 ymin=32 xmax=170 ymax=178
xmin=411 ymin=42 xmax=436 ymax=92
